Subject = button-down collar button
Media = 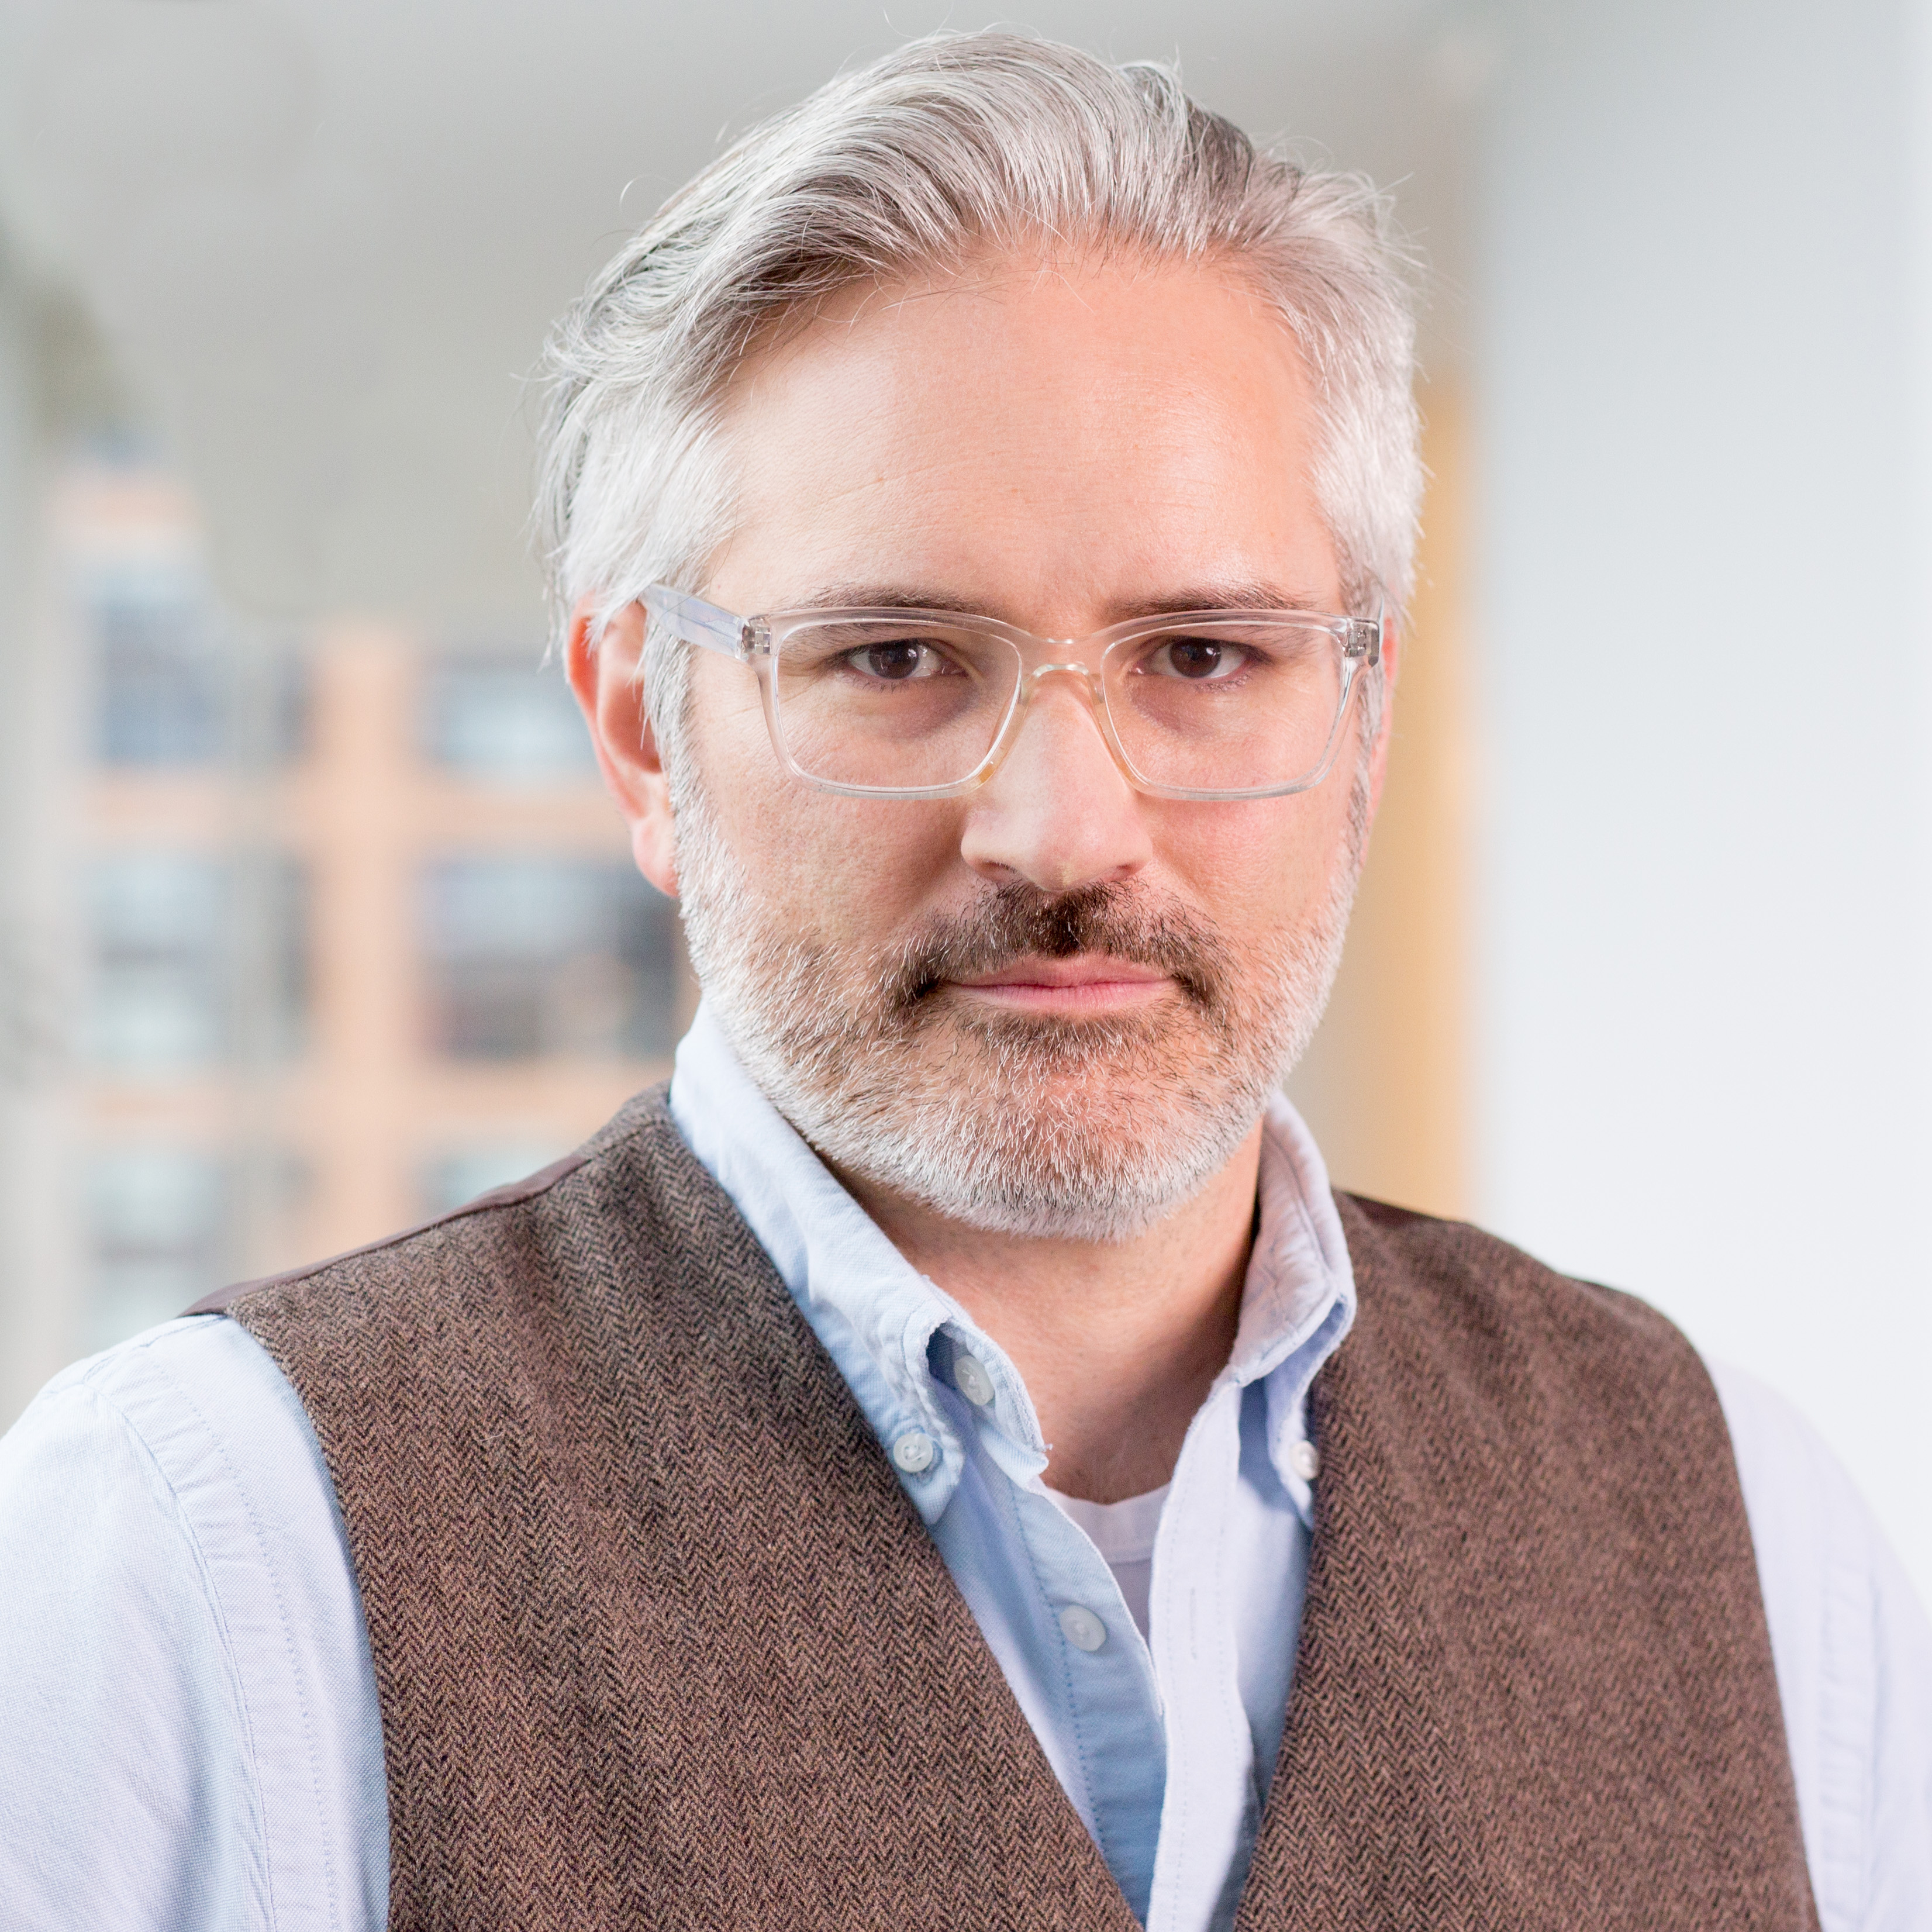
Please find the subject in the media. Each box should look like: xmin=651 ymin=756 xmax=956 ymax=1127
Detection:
xmin=1289 ymin=1439 xmax=1320 ymax=1483
xmin=891 ymin=1430 xmax=938 ymax=1476
xmin=1058 ymin=1604 xmax=1107 ymax=1652
xmin=953 ymin=1353 xmax=996 ymax=1407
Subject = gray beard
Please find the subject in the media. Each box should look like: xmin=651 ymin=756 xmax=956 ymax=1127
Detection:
xmin=672 ymin=772 xmax=1368 ymax=1243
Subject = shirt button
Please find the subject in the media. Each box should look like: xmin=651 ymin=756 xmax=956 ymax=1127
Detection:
xmin=953 ymin=1353 xmax=996 ymax=1407
xmin=1289 ymin=1439 xmax=1321 ymax=1482
xmin=891 ymin=1430 xmax=938 ymax=1476
xmin=1058 ymin=1604 xmax=1108 ymax=1652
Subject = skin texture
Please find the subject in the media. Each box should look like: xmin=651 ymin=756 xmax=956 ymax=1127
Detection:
xmin=568 ymin=254 xmax=1397 ymax=1502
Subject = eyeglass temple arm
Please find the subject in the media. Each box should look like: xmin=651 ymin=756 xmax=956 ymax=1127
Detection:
xmin=639 ymin=585 xmax=748 ymax=660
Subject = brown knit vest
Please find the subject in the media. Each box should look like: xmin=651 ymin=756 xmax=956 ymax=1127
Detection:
xmin=201 ymin=1089 xmax=1819 ymax=1930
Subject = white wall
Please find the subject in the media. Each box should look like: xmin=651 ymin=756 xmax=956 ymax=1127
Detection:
xmin=1477 ymin=0 xmax=1932 ymax=1598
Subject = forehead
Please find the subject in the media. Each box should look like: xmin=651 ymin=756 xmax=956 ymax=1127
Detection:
xmin=708 ymin=253 xmax=1338 ymax=622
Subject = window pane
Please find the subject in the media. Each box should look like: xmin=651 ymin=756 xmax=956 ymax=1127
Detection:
xmin=421 ymin=648 xmax=595 ymax=781
xmin=83 ymin=854 xmax=309 ymax=1071
xmin=419 ymin=858 xmax=678 ymax=1060
xmin=84 ymin=565 xmax=308 ymax=769
xmin=234 ymin=854 xmax=311 ymax=1064
xmin=85 ymin=855 xmax=231 ymax=1069
xmin=88 ymin=567 xmax=226 ymax=766
xmin=84 ymin=1147 xmax=229 ymax=1353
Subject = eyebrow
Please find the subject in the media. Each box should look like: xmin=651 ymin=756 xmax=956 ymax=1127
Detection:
xmin=775 ymin=579 xmax=1337 ymax=623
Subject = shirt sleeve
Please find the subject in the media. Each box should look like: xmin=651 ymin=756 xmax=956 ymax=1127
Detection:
xmin=0 ymin=1316 xmax=387 ymax=1932
xmin=1709 ymin=1357 xmax=1932 ymax=1932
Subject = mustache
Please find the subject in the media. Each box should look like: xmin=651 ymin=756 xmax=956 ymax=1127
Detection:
xmin=878 ymin=882 xmax=1234 ymax=1015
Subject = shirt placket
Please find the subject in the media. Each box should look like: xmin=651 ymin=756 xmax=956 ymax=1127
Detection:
xmin=936 ymin=1327 xmax=1172 ymax=1921
xmin=1145 ymin=1377 xmax=1257 ymax=1932
xmin=1005 ymin=1479 xmax=1169 ymax=1917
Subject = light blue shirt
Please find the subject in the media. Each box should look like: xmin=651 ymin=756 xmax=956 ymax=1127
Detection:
xmin=1 ymin=1008 xmax=1928 ymax=1928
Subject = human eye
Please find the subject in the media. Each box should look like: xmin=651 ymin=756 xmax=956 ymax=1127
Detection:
xmin=839 ymin=637 xmax=961 ymax=682
xmin=1136 ymin=633 xmax=1257 ymax=682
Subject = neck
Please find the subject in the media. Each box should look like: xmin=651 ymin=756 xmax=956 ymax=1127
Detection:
xmin=833 ymin=1122 xmax=1264 ymax=1504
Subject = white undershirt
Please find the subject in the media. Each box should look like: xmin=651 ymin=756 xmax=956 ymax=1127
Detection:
xmin=1047 ymin=1482 xmax=1171 ymax=1642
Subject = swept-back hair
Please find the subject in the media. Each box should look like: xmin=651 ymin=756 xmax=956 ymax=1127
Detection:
xmin=534 ymin=30 xmax=1420 ymax=733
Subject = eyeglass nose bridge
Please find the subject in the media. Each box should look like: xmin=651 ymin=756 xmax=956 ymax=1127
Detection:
xmin=976 ymin=656 xmax=1137 ymax=788
xmin=1023 ymin=658 xmax=1103 ymax=695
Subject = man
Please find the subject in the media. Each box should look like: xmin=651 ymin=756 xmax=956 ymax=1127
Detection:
xmin=2 ymin=30 xmax=1927 ymax=1932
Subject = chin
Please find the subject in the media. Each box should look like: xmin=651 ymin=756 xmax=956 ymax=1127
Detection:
xmin=765 ymin=1018 xmax=1281 ymax=1244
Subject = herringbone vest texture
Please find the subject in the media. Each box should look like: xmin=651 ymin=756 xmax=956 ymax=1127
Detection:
xmin=205 ymin=1088 xmax=1820 ymax=1930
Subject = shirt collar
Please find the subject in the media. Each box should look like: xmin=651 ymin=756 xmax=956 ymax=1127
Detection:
xmin=1242 ymin=1092 xmax=1358 ymax=1521
xmin=669 ymin=1000 xmax=1355 ymax=1524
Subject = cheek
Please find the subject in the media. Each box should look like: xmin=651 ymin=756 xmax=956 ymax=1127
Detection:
xmin=689 ymin=699 xmax=971 ymax=932
xmin=767 ymin=804 xmax=977 ymax=937
xmin=1156 ymin=784 xmax=1354 ymax=932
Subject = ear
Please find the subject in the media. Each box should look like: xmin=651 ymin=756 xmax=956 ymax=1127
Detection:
xmin=1364 ymin=615 xmax=1401 ymax=819
xmin=565 ymin=596 xmax=680 ymax=899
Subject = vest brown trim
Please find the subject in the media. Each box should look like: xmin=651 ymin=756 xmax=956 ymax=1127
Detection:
xmin=219 ymin=1088 xmax=1818 ymax=1930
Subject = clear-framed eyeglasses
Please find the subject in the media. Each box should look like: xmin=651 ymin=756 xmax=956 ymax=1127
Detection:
xmin=640 ymin=584 xmax=1385 ymax=802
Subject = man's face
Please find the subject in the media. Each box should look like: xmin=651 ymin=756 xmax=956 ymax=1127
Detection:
xmin=656 ymin=254 xmax=1381 ymax=1237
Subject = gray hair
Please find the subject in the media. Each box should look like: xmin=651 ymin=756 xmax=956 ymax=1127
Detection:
xmin=534 ymin=30 xmax=1422 ymax=742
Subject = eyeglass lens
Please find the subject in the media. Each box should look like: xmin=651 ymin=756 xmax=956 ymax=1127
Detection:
xmin=767 ymin=615 xmax=1349 ymax=794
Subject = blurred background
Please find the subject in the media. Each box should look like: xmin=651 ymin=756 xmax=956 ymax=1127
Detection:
xmin=0 ymin=0 xmax=1926 ymax=1600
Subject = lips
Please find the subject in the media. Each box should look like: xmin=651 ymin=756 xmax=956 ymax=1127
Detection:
xmin=946 ymin=954 xmax=1175 ymax=1013
xmin=952 ymin=954 xmax=1171 ymax=992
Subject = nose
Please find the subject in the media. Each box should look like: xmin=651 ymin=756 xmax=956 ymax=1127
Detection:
xmin=957 ymin=669 xmax=1154 ymax=892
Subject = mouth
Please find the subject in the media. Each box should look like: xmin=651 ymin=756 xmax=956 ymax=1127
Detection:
xmin=944 ymin=953 xmax=1175 ymax=1016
